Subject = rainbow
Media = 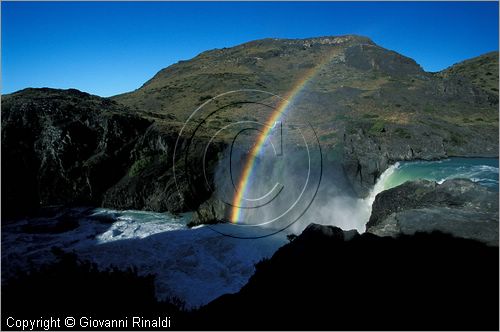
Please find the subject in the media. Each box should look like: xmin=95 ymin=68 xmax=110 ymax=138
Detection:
xmin=230 ymin=51 xmax=337 ymax=223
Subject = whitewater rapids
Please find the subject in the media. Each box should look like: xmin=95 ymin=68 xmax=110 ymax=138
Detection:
xmin=2 ymin=158 xmax=497 ymax=308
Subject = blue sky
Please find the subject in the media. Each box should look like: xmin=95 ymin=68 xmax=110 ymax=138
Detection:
xmin=2 ymin=1 xmax=498 ymax=97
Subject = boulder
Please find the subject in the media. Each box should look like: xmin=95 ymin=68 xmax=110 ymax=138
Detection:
xmin=367 ymin=179 xmax=499 ymax=246
xmin=188 ymin=196 xmax=228 ymax=227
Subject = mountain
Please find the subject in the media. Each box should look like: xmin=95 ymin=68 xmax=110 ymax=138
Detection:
xmin=2 ymin=35 xmax=498 ymax=215
xmin=114 ymin=35 xmax=499 ymax=194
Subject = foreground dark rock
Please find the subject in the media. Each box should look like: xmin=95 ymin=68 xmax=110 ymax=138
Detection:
xmin=193 ymin=224 xmax=498 ymax=330
xmin=3 ymin=224 xmax=498 ymax=330
xmin=1 ymin=251 xmax=186 ymax=330
xmin=367 ymin=179 xmax=499 ymax=246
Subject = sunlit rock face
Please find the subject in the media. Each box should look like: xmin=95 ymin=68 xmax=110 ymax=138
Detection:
xmin=367 ymin=178 xmax=499 ymax=246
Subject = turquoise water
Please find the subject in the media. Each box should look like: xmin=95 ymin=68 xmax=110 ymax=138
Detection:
xmin=379 ymin=158 xmax=499 ymax=193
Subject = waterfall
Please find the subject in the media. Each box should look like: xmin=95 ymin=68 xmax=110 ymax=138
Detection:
xmin=213 ymin=144 xmax=402 ymax=234
xmin=214 ymin=155 xmax=498 ymax=234
xmin=365 ymin=162 xmax=400 ymax=207
xmin=356 ymin=162 xmax=400 ymax=232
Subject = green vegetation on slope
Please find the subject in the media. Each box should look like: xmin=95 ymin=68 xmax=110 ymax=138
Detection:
xmin=439 ymin=51 xmax=499 ymax=97
xmin=112 ymin=36 xmax=498 ymax=155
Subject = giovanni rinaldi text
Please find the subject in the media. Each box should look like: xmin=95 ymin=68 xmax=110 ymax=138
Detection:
xmin=5 ymin=316 xmax=172 ymax=330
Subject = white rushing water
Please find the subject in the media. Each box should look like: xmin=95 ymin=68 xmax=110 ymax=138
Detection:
xmin=2 ymin=208 xmax=287 ymax=309
xmin=2 ymin=158 xmax=497 ymax=308
xmin=365 ymin=163 xmax=400 ymax=207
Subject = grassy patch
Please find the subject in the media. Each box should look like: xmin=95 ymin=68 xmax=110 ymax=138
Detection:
xmin=448 ymin=133 xmax=466 ymax=146
xmin=129 ymin=156 xmax=153 ymax=177
xmin=369 ymin=120 xmax=386 ymax=134
xmin=423 ymin=105 xmax=435 ymax=113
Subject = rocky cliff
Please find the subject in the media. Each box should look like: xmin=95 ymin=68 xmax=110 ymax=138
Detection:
xmin=1 ymin=88 xmax=225 ymax=217
xmin=1 ymin=89 xmax=151 ymax=217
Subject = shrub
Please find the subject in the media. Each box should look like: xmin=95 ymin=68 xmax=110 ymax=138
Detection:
xmin=449 ymin=133 xmax=465 ymax=146
xmin=394 ymin=128 xmax=412 ymax=139
xmin=129 ymin=156 xmax=153 ymax=176
xmin=369 ymin=120 xmax=386 ymax=134
xmin=198 ymin=95 xmax=213 ymax=102
xmin=423 ymin=106 xmax=434 ymax=113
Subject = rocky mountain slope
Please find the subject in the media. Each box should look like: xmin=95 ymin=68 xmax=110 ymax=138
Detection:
xmin=114 ymin=35 xmax=499 ymax=195
xmin=439 ymin=51 xmax=499 ymax=98
xmin=2 ymin=35 xmax=498 ymax=215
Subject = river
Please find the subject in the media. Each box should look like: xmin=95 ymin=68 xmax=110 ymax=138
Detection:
xmin=2 ymin=157 xmax=497 ymax=308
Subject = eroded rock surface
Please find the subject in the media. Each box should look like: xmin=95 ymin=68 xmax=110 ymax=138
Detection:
xmin=367 ymin=179 xmax=499 ymax=245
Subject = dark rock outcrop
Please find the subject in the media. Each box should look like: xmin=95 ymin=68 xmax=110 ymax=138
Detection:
xmin=1 ymin=251 xmax=185 ymax=327
xmin=345 ymin=43 xmax=424 ymax=76
xmin=2 ymin=89 xmax=228 ymax=217
xmin=367 ymin=179 xmax=499 ymax=245
xmin=343 ymin=123 xmax=448 ymax=195
xmin=101 ymin=124 xmax=227 ymax=213
xmin=1 ymin=88 xmax=152 ymax=217
xmin=193 ymin=223 xmax=499 ymax=330
xmin=188 ymin=196 xmax=227 ymax=227
xmin=100 ymin=123 xmax=188 ymax=212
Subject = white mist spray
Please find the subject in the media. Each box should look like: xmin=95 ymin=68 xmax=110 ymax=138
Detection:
xmin=214 ymin=141 xmax=401 ymax=235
